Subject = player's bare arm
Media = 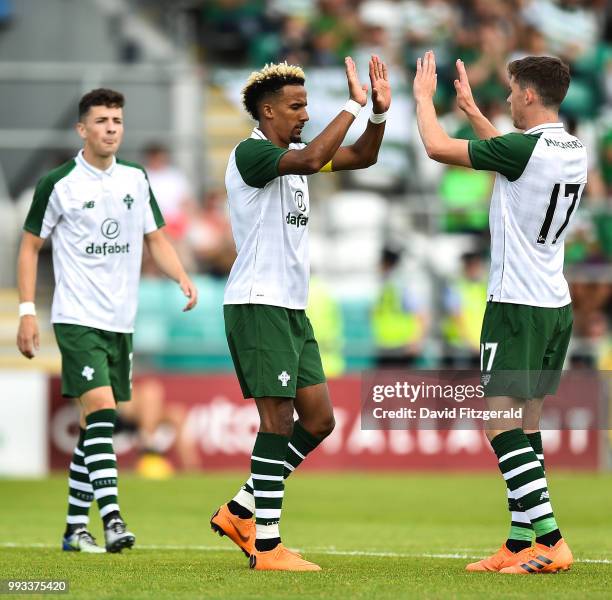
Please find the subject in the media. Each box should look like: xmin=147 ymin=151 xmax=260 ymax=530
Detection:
xmin=454 ymin=59 xmax=501 ymax=139
xmin=330 ymin=55 xmax=391 ymax=171
xmin=277 ymin=56 xmax=369 ymax=175
xmin=413 ymin=50 xmax=471 ymax=167
xmin=16 ymin=231 xmax=44 ymax=359
xmin=144 ymin=228 xmax=198 ymax=312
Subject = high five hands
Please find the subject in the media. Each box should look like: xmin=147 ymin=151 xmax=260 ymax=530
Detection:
xmin=414 ymin=50 xmax=478 ymax=115
xmin=413 ymin=50 xmax=438 ymax=102
xmin=454 ymin=58 xmax=477 ymax=115
xmin=370 ymin=55 xmax=391 ymax=114
xmin=345 ymin=55 xmax=391 ymax=113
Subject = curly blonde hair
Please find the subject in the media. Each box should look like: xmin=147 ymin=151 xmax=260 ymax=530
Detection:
xmin=242 ymin=62 xmax=306 ymax=120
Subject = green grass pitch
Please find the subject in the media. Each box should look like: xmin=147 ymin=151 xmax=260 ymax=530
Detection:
xmin=1 ymin=473 xmax=611 ymax=599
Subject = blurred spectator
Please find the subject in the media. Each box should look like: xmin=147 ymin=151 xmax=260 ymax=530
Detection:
xmin=117 ymin=378 xmax=200 ymax=477
xmin=441 ymin=251 xmax=488 ymax=368
xmin=268 ymin=0 xmax=316 ymax=20
xmin=251 ymin=14 xmax=313 ymax=65
xmin=521 ymin=0 xmax=600 ymax=62
xmin=566 ymin=116 xmax=606 ymax=203
xmin=354 ymin=1 xmax=398 ymax=67
xmin=521 ymin=0 xmax=606 ymax=118
xmin=438 ymin=165 xmax=492 ymax=234
xmin=143 ymin=143 xmax=196 ymax=272
xmin=571 ymin=281 xmax=612 ymax=333
xmin=309 ymin=0 xmax=358 ymax=66
xmin=200 ymin=0 xmax=269 ymax=65
xmin=598 ymin=126 xmax=612 ymax=196
xmin=438 ymin=114 xmax=494 ymax=233
xmin=189 ymin=189 xmax=236 ymax=277
xmin=307 ymin=275 xmax=346 ymax=377
xmin=462 ymin=19 xmax=512 ymax=106
xmin=570 ymin=309 xmax=612 ymax=369
xmin=372 ymin=246 xmax=429 ymax=368
xmin=402 ymin=0 xmax=458 ymax=99
xmin=511 ymin=24 xmax=548 ymax=60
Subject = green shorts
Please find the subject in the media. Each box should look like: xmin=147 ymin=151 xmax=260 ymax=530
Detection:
xmin=54 ymin=324 xmax=133 ymax=401
xmin=224 ymin=304 xmax=326 ymax=399
xmin=480 ymin=302 xmax=573 ymax=399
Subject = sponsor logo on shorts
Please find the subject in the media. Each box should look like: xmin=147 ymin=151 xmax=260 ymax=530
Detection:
xmin=286 ymin=212 xmax=309 ymax=228
xmin=82 ymin=366 xmax=95 ymax=381
xmin=278 ymin=371 xmax=291 ymax=387
xmin=82 ymin=200 xmax=95 ymax=209
xmin=295 ymin=190 xmax=306 ymax=212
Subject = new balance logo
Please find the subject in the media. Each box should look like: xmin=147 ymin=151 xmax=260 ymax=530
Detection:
xmin=278 ymin=371 xmax=291 ymax=387
xmin=82 ymin=366 xmax=95 ymax=381
xmin=123 ymin=194 xmax=134 ymax=210
xmin=82 ymin=201 xmax=95 ymax=209
xmin=539 ymin=491 xmax=550 ymax=501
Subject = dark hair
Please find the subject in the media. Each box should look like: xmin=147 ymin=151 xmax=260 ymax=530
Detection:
xmin=507 ymin=56 xmax=570 ymax=109
xmin=461 ymin=251 xmax=483 ymax=265
xmin=143 ymin=142 xmax=168 ymax=156
xmin=243 ymin=72 xmax=305 ymax=120
xmin=381 ymin=245 xmax=402 ymax=267
xmin=78 ymin=88 xmax=125 ymax=120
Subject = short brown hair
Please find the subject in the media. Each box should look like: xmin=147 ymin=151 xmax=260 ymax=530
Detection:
xmin=507 ymin=56 xmax=570 ymax=109
xmin=78 ymin=88 xmax=124 ymax=120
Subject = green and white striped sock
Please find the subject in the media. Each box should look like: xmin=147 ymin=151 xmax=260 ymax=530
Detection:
xmin=492 ymin=429 xmax=560 ymax=543
xmin=83 ymin=409 xmax=120 ymax=523
xmin=251 ymin=432 xmax=289 ymax=550
xmin=507 ymin=431 xmax=546 ymax=544
xmin=66 ymin=428 xmax=93 ymax=528
xmin=232 ymin=421 xmax=321 ymax=515
xmin=283 ymin=421 xmax=320 ymax=477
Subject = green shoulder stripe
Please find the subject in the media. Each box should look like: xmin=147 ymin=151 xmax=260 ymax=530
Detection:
xmin=235 ymin=138 xmax=288 ymax=188
xmin=468 ymin=133 xmax=541 ymax=182
xmin=117 ymin=158 xmax=165 ymax=229
xmin=24 ymin=159 xmax=76 ymax=236
xmin=116 ymin=157 xmax=147 ymax=172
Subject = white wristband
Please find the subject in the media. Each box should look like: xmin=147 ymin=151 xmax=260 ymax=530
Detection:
xmin=19 ymin=302 xmax=36 ymax=317
xmin=369 ymin=111 xmax=387 ymax=124
xmin=343 ymin=99 xmax=362 ymax=118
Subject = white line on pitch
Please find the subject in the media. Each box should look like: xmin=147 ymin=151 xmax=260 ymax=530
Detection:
xmin=0 ymin=543 xmax=610 ymax=564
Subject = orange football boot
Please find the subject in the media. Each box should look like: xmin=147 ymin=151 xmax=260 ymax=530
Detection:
xmin=466 ymin=544 xmax=534 ymax=572
xmin=500 ymin=539 xmax=573 ymax=574
xmin=210 ymin=504 xmax=255 ymax=557
xmin=249 ymin=543 xmax=321 ymax=571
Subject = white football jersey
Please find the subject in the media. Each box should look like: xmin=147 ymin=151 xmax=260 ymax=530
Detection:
xmin=224 ymin=128 xmax=311 ymax=309
xmin=469 ymin=122 xmax=588 ymax=307
xmin=24 ymin=150 xmax=165 ymax=332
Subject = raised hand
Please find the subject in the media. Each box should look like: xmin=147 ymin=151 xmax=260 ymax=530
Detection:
xmin=345 ymin=56 xmax=368 ymax=107
xmin=454 ymin=59 xmax=477 ymax=114
xmin=413 ymin=50 xmax=437 ymax=102
xmin=369 ymin=55 xmax=391 ymax=114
